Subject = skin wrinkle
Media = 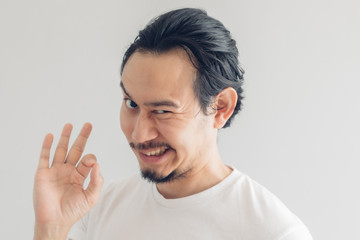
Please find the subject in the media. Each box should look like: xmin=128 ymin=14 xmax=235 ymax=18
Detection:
xmin=121 ymin=81 xmax=181 ymax=109
xmin=120 ymin=83 xmax=203 ymax=122
xmin=119 ymin=48 xmax=232 ymax=196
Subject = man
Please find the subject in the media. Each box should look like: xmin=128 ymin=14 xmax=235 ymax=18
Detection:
xmin=33 ymin=8 xmax=313 ymax=240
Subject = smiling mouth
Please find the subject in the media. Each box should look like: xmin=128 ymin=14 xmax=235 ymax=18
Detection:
xmin=138 ymin=147 xmax=173 ymax=165
xmin=143 ymin=147 xmax=169 ymax=156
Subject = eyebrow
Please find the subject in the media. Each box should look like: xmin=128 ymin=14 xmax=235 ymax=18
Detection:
xmin=120 ymin=81 xmax=180 ymax=109
xmin=120 ymin=81 xmax=132 ymax=98
xmin=144 ymin=100 xmax=180 ymax=108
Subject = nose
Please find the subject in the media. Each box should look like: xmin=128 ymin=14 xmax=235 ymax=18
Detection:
xmin=131 ymin=111 xmax=159 ymax=143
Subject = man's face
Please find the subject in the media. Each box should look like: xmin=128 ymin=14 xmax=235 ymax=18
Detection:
xmin=120 ymin=49 xmax=217 ymax=183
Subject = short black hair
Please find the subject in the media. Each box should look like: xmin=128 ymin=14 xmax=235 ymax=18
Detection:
xmin=121 ymin=8 xmax=244 ymax=128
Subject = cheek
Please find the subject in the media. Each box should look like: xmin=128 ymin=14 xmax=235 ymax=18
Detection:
xmin=156 ymin=119 xmax=193 ymax=147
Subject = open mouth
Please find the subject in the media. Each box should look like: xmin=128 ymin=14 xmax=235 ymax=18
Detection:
xmin=143 ymin=146 xmax=169 ymax=156
xmin=138 ymin=147 xmax=172 ymax=164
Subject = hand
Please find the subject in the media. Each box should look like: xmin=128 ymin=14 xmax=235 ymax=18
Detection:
xmin=33 ymin=123 xmax=103 ymax=237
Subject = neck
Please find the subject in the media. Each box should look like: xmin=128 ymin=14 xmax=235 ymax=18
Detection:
xmin=156 ymin=149 xmax=232 ymax=199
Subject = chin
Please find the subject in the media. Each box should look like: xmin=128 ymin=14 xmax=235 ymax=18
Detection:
xmin=140 ymin=167 xmax=189 ymax=184
xmin=140 ymin=168 xmax=175 ymax=183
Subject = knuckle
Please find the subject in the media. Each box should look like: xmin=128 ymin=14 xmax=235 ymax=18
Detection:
xmin=83 ymin=153 xmax=96 ymax=161
xmin=40 ymin=152 xmax=49 ymax=159
xmin=56 ymin=144 xmax=68 ymax=151
xmin=87 ymin=195 xmax=97 ymax=206
xmin=80 ymin=160 xmax=89 ymax=169
xmin=71 ymin=144 xmax=84 ymax=153
xmin=40 ymin=154 xmax=50 ymax=160
xmin=87 ymin=153 xmax=97 ymax=160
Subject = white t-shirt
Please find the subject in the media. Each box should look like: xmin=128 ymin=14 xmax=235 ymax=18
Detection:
xmin=68 ymin=169 xmax=313 ymax=240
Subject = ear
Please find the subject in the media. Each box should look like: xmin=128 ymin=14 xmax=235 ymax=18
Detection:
xmin=213 ymin=87 xmax=238 ymax=129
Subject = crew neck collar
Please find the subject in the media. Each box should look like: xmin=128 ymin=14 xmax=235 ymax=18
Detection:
xmin=152 ymin=167 xmax=242 ymax=208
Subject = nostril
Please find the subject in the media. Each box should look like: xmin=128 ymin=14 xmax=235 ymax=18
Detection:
xmin=131 ymin=118 xmax=159 ymax=143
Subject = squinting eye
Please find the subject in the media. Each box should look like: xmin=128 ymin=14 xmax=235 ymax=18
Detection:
xmin=153 ymin=110 xmax=170 ymax=114
xmin=125 ymin=99 xmax=138 ymax=109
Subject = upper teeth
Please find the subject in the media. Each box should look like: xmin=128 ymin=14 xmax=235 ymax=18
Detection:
xmin=144 ymin=148 xmax=167 ymax=156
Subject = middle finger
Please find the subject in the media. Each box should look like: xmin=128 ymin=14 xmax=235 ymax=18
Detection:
xmin=65 ymin=123 xmax=93 ymax=166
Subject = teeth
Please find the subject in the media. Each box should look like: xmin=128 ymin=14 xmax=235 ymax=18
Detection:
xmin=144 ymin=148 xmax=168 ymax=156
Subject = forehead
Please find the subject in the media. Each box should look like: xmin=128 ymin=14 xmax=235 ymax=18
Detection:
xmin=121 ymin=49 xmax=197 ymax=104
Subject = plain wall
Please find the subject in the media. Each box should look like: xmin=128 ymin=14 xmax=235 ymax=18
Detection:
xmin=0 ymin=0 xmax=359 ymax=239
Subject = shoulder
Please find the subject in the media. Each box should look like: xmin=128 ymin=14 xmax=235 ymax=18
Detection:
xmin=231 ymin=169 xmax=296 ymax=217
xmin=229 ymin=169 xmax=313 ymax=239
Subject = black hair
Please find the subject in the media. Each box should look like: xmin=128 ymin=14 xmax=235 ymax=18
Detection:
xmin=121 ymin=8 xmax=244 ymax=128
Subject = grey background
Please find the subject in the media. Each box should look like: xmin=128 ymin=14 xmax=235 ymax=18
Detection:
xmin=1 ymin=0 xmax=359 ymax=239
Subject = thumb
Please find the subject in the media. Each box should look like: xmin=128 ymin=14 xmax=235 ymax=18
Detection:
xmin=84 ymin=163 xmax=104 ymax=207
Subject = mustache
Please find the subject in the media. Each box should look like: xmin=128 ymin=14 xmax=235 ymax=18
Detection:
xmin=129 ymin=141 xmax=172 ymax=151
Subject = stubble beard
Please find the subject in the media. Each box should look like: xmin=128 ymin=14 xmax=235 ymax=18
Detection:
xmin=130 ymin=141 xmax=184 ymax=183
xmin=140 ymin=167 xmax=190 ymax=184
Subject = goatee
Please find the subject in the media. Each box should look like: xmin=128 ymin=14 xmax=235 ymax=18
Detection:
xmin=140 ymin=169 xmax=189 ymax=184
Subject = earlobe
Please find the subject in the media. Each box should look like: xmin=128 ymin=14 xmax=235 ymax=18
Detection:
xmin=213 ymin=87 xmax=238 ymax=129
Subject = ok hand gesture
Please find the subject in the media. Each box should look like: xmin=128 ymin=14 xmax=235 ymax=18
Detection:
xmin=33 ymin=123 xmax=104 ymax=239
